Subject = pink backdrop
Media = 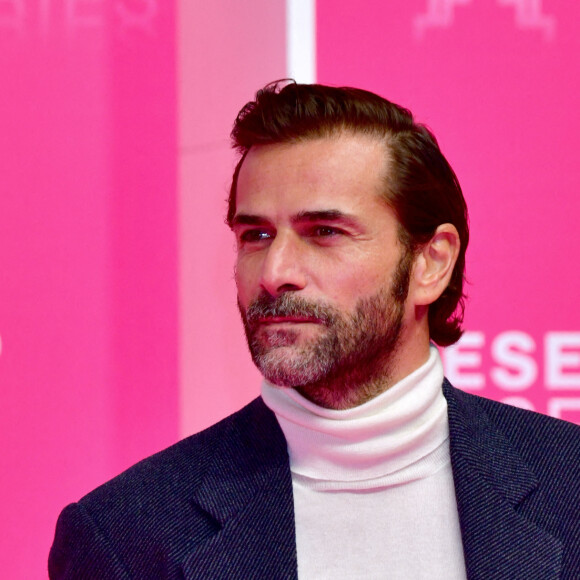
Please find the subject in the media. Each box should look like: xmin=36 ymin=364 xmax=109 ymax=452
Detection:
xmin=1 ymin=1 xmax=579 ymax=578
xmin=0 ymin=3 xmax=179 ymax=577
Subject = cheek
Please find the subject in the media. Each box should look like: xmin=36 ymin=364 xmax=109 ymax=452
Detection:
xmin=234 ymin=256 xmax=260 ymax=304
xmin=320 ymin=267 xmax=385 ymax=307
xmin=314 ymin=246 xmax=396 ymax=300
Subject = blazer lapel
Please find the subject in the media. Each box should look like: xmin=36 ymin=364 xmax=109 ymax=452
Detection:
xmin=180 ymin=398 xmax=298 ymax=580
xmin=443 ymin=380 xmax=563 ymax=579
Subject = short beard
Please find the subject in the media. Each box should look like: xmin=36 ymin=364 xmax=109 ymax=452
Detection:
xmin=238 ymin=249 xmax=413 ymax=409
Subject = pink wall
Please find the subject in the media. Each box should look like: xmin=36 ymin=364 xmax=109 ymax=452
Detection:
xmin=317 ymin=0 xmax=580 ymax=422
xmin=0 ymin=3 xmax=178 ymax=577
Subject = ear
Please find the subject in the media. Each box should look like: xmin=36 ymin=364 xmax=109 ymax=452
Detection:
xmin=410 ymin=223 xmax=460 ymax=307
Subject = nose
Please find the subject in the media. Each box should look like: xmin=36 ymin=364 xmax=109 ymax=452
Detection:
xmin=259 ymin=232 xmax=307 ymax=297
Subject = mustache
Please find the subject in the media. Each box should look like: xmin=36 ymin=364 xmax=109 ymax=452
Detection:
xmin=243 ymin=293 xmax=336 ymax=326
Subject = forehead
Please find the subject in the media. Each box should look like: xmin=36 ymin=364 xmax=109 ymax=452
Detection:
xmin=235 ymin=133 xmax=391 ymax=218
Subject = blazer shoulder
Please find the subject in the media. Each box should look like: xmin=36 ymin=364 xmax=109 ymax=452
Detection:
xmin=446 ymin=379 xmax=580 ymax=445
xmin=444 ymin=379 xmax=580 ymax=498
xmin=81 ymin=396 xmax=272 ymax=508
xmin=445 ymin=379 xmax=580 ymax=452
xmin=50 ymin=397 xmax=280 ymax=578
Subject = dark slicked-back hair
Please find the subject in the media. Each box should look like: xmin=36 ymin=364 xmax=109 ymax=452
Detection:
xmin=227 ymin=80 xmax=469 ymax=347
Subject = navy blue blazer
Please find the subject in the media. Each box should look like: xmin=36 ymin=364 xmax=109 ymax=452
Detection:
xmin=49 ymin=380 xmax=580 ymax=579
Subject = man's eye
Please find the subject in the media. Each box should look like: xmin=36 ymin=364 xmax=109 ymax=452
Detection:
xmin=313 ymin=226 xmax=342 ymax=237
xmin=239 ymin=229 xmax=272 ymax=243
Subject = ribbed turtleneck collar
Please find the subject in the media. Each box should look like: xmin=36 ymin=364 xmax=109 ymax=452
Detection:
xmin=261 ymin=346 xmax=449 ymax=488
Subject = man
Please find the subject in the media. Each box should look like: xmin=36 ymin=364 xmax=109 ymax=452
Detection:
xmin=50 ymin=82 xmax=580 ymax=579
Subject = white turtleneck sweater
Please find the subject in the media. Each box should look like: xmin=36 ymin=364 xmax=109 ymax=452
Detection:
xmin=261 ymin=346 xmax=467 ymax=579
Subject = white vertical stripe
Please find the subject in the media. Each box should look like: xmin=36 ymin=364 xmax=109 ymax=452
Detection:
xmin=286 ymin=0 xmax=317 ymax=83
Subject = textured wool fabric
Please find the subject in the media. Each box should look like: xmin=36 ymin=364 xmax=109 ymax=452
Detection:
xmin=262 ymin=347 xmax=467 ymax=578
xmin=447 ymin=384 xmax=580 ymax=579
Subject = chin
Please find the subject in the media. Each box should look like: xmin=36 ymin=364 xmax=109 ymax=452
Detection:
xmin=256 ymin=354 xmax=328 ymax=390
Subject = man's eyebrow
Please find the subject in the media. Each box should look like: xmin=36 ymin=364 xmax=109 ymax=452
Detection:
xmin=231 ymin=210 xmax=361 ymax=228
xmin=230 ymin=214 xmax=270 ymax=228
xmin=292 ymin=210 xmax=360 ymax=226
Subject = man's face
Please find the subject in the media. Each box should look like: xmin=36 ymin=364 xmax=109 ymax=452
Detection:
xmin=232 ymin=133 xmax=416 ymax=408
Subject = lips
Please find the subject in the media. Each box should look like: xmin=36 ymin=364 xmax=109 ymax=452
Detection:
xmin=258 ymin=316 xmax=322 ymax=324
xmin=243 ymin=292 xmax=334 ymax=328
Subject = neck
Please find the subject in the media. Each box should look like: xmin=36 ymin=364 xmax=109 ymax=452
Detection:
xmin=262 ymin=345 xmax=448 ymax=483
